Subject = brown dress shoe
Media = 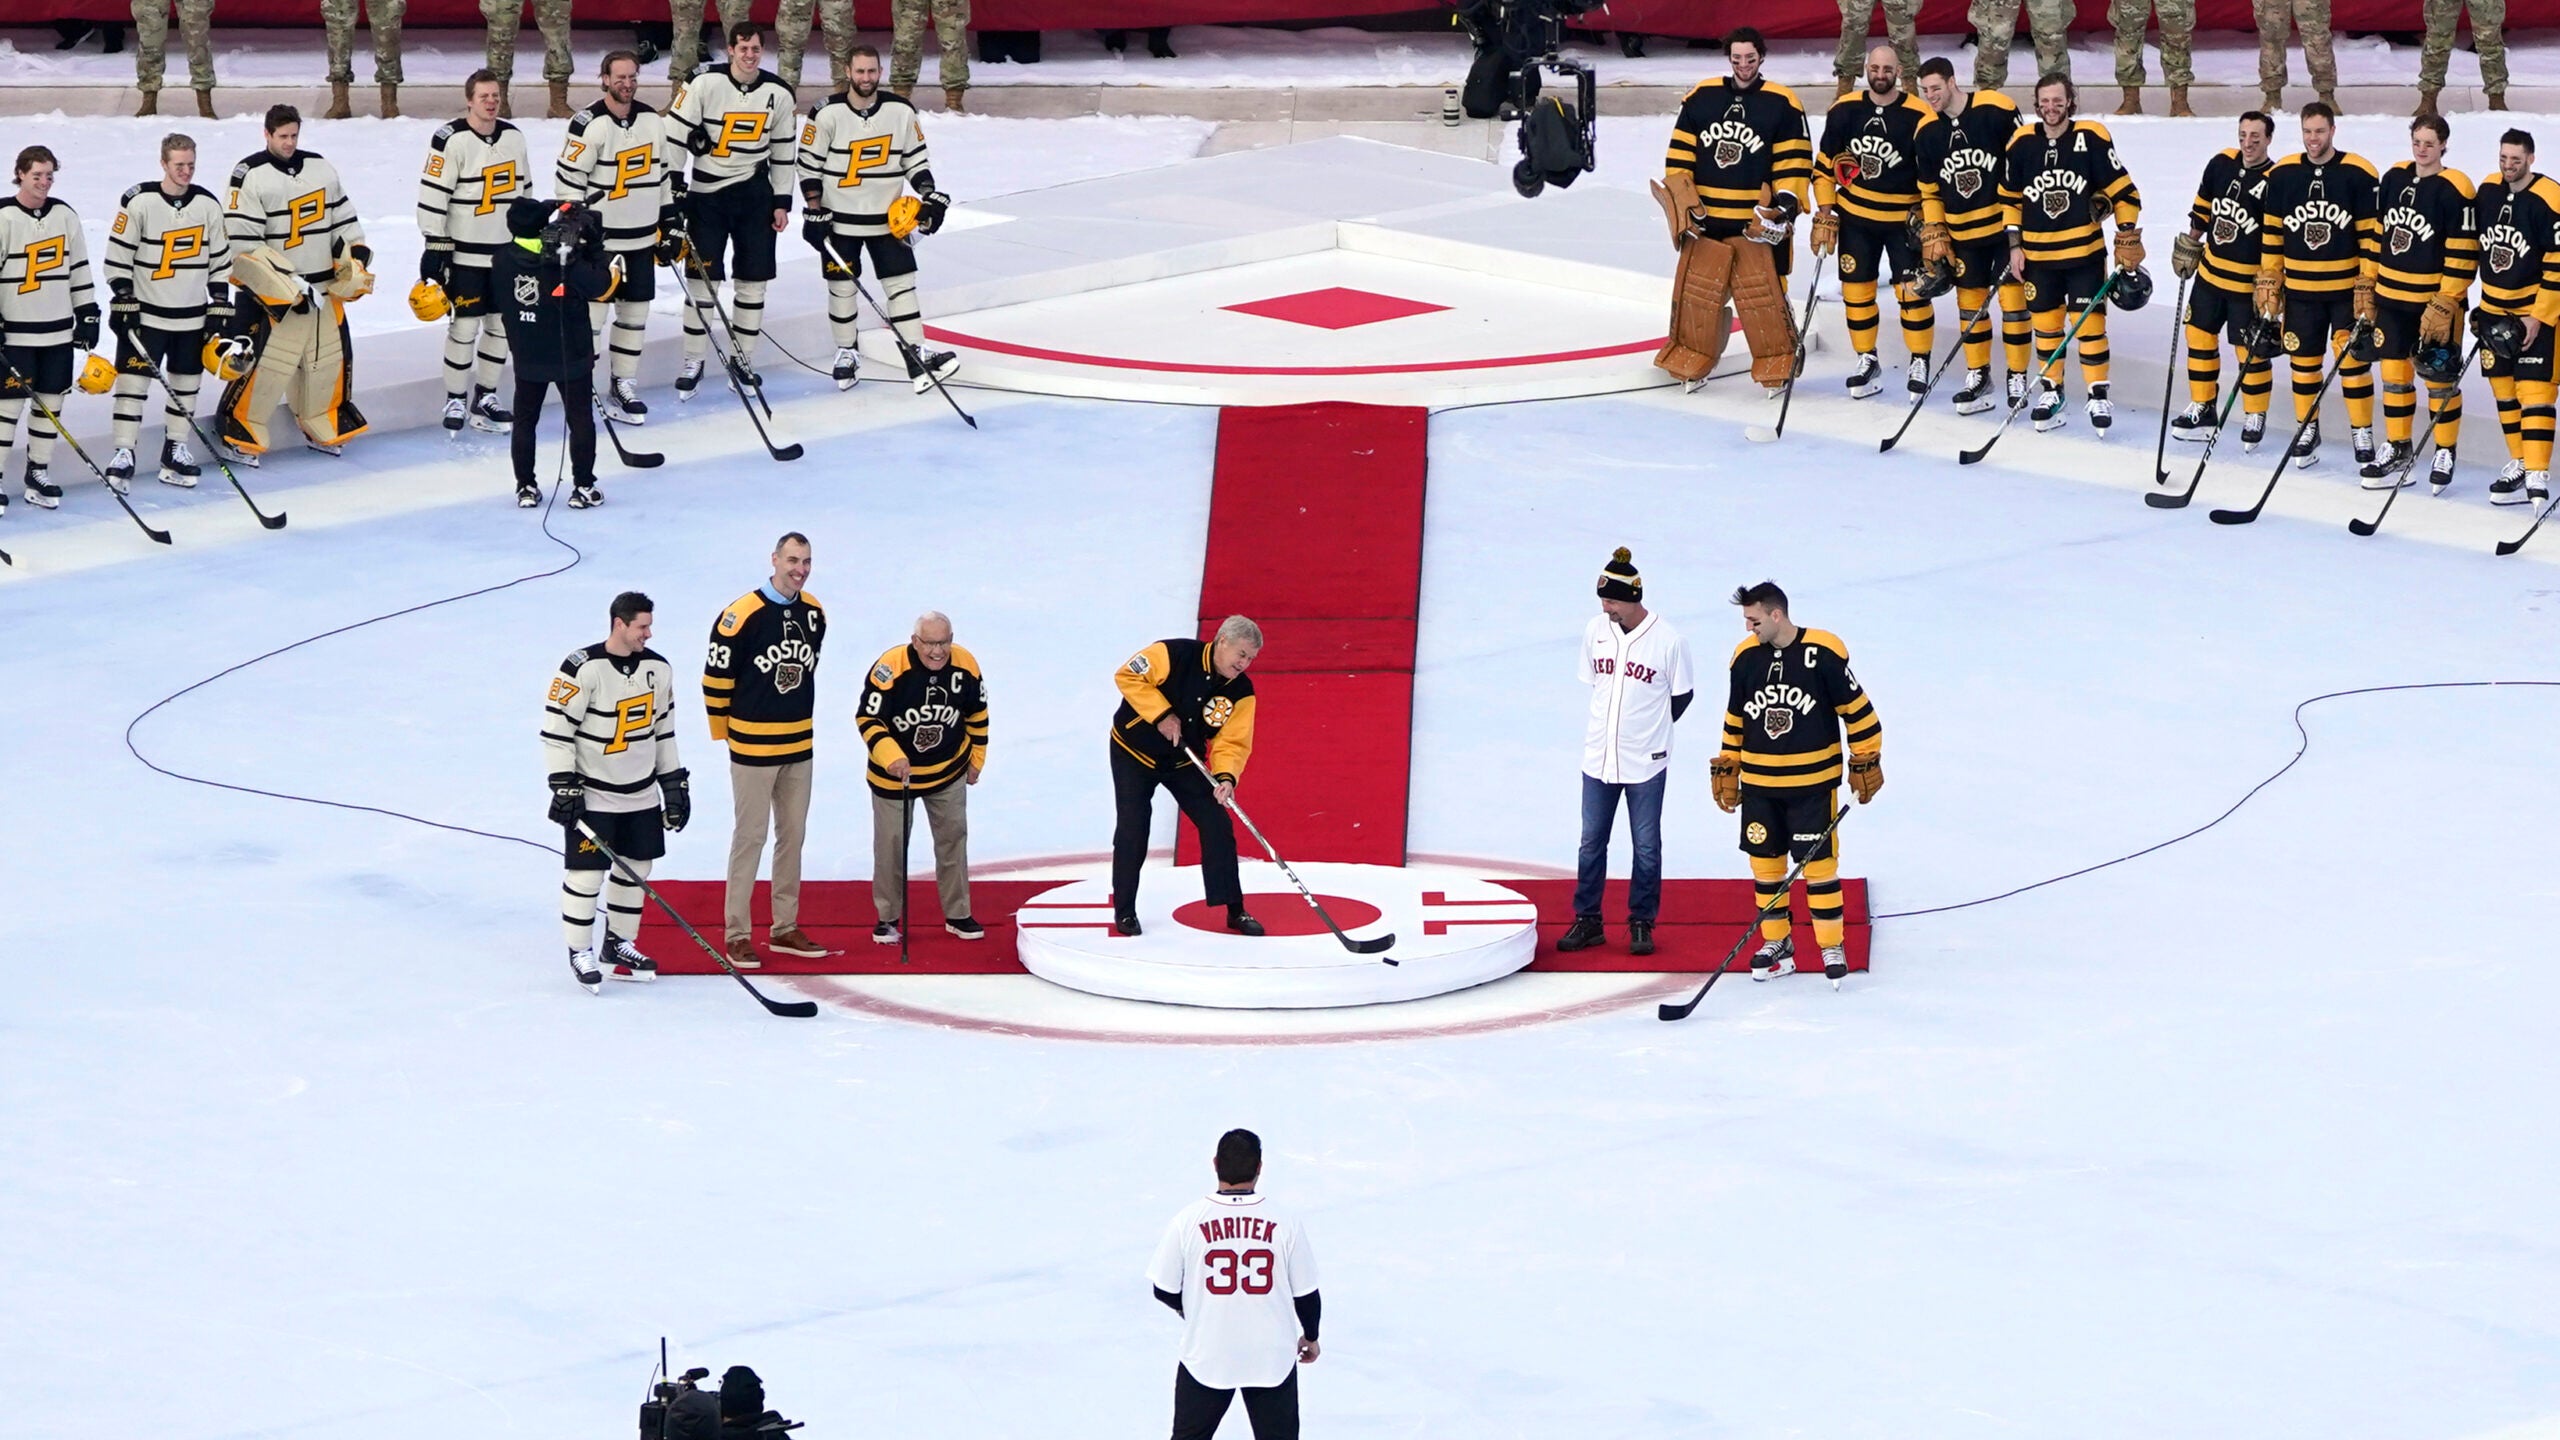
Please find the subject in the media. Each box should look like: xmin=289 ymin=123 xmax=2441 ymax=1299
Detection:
xmin=768 ymin=926 xmax=829 ymax=959
xmin=726 ymin=936 xmax=764 ymax=970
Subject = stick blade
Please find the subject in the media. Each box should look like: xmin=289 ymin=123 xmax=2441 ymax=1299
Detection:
xmin=1745 ymin=425 xmax=1782 ymax=444
xmin=2496 ymin=537 xmax=2530 ymax=556
xmin=1343 ymin=932 xmax=1396 ymax=955
xmin=773 ymin=443 xmax=805 ymax=462
xmin=2346 ymin=518 xmax=2380 ymax=537
xmin=1656 ymin=996 xmax=1702 ymax=1022
xmin=1877 ymin=434 xmax=1901 ymax=453
xmin=1957 ymin=444 xmax=1991 ymax=466
xmin=2206 ymin=507 xmax=2258 ymax=525
xmin=260 ymin=511 xmax=290 ymax=529
xmin=764 ymin=999 xmax=821 ymax=1018
xmin=2143 ymin=491 xmax=2194 ymax=510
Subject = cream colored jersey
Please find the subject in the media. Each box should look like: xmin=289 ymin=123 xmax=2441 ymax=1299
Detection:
xmin=1147 ymin=1191 xmax=1320 ymax=1391
xmin=668 ymin=67 xmax=800 ymax=201
xmin=557 ymin=99 xmax=684 ymax=255
xmin=541 ymin=644 xmax=682 ymax=814
xmin=106 ymin=182 xmax=231 ymax=333
xmin=226 ymin=149 xmax=366 ymax=282
xmin=0 ymin=198 xmax=98 ymax=347
xmin=797 ymin=90 xmax=935 ymax=236
xmin=417 ymin=117 xmax=531 ymax=271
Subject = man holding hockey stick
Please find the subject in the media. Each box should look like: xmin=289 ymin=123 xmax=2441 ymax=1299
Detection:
xmin=103 ymin=132 xmax=229 ymax=494
xmin=2000 ymin=73 xmax=2144 ymax=437
xmin=0 ymin=145 xmax=104 ymax=512
xmin=1109 ymin=617 xmax=1265 ymax=940
xmin=667 ymin=23 xmax=797 ymax=403
xmin=799 ymin=45 xmax=959 ymax=393
xmin=2255 ymin=101 xmax=2382 ymax=473
xmin=1659 ymin=28 xmax=1809 ymax=405
xmin=2368 ymin=114 xmax=2477 ymax=492
xmin=542 ymin=589 xmax=690 ymax=994
xmin=2171 ymin=112 xmax=2279 ymax=456
xmin=2470 ymin=129 xmax=2560 ymax=508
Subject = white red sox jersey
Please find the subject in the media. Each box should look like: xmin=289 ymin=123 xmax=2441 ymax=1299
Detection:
xmin=540 ymin=644 xmax=682 ymax=814
xmin=106 ymin=183 xmax=231 ymax=333
xmin=1148 ymin=1191 xmax=1319 ymax=1390
xmin=1579 ymin=611 xmax=1696 ymax=785
xmin=417 ymin=118 xmax=531 ymax=271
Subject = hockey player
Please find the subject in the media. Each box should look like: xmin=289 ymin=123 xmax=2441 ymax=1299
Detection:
xmin=542 ymin=590 xmax=691 ymax=993
xmin=667 ymin=23 xmax=799 ymax=398
xmin=1148 ymin=1129 xmax=1322 ymax=1440
xmin=1914 ymin=58 xmax=2028 ymax=415
xmin=222 ymin=105 xmax=373 ymax=461
xmin=2472 ymin=129 xmax=2560 ymax=506
xmin=1656 ymin=28 xmax=1810 ymax=394
xmin=555 ymin=49 xmax=685 ymax=425
xmin=798 ymin=44 xmax=959 ymax=392
xmin=1556 ymin=548 xmax=1694 ymax=960
xmin=1708 ymin=581 xmax=1882 ymax=987
xmin=1109 ymin=617 xmax=1263 ymax=939
xmin=2170 ymin=111 xmax=2279 ymax=453
xmin=2255 ymin=101 xmax=2381 ymax=471
xmin=0 ymin=146 xmax=101 ymax=510
xmin=2001 ymin=74 xmax=2141 ymax=435
xmin=1814 ymin=43 xmax=1947 ymax=400
xmin=417 ymin=70 xmax=530 ymax=437
xmin=2368 ymin=115 xmax=2476 ymax=491
xmin=104 ymin=133 xmax=230 ymax=492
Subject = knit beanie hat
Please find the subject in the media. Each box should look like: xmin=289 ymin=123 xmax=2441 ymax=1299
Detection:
xmin=1597 ymin=547 xmax=1642 ymax=602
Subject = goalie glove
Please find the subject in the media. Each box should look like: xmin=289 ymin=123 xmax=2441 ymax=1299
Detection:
xmin=2112 ymin=226 xmax=2145 ymax=272
xmin=659 ymin=768 xmax=692 ymax=833
xmin=2419 ymin=291 xmax=2462 ymax=346
xmin=2170 ymin=231 xmax=2203 ymax=281
xmin=1709 ymin=754 xmax=1741 ymax=813
xmin=1847 ymin=753 xmax=1883 ymax=805
xmin=547 ymin=773 xmax=586 ymax=827
xmin=1810 ymin=208 xmax=1839 ymax=258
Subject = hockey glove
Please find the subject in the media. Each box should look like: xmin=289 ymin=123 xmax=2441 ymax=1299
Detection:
xmin=2420 ymin=292 xmax=2461 ymax=346
xmin=686 ymin=123 xmax=715 ymax=156
xmin=655 ymin=208 xmax=688 ymax=267
xmin=420 ymin=245 xmax=451 ymax=286
xmin=206 ymin=285 xmax=233 ymax=334
xmin=1847 ymin=753 xmax=1884 ymax=805
xmin=2112 ymin=226 xmax=2145 ymax=273
xmin=917 ymin=189 xmax=950 ymax=236
xmin=660 ymin=768 xmax=693 ymax=833
xmin=1709 ymin=754 xmax=1741 ymax=813
xmin=347 ymin=243 xmax=373 ymax=270
xmin=2252 ymin=266 xmax=2283 ymax=321
xmin=2170 ymin=232 xmax=2203 ymax=281
xmin=548 ymin=773 xmax=586 ymax=826
xmin=109 ymin=277 xmax=140 ymax=327
xmin=1810 ymin=208 xmax=1839 ymax=259
xmin=71 ymin=305 xmax=101 ymax=352
xmin=1918 ymin=219 xmax=1952 ymax=268
xmin=2352 ymin=271 xmax=2377 ymax=324
xmin=801 ymin=212 xmax=831 ymax=256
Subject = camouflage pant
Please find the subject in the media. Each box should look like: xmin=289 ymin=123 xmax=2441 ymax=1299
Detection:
xmin=1969 ymin=0 xmax=2074 ymax=90
xmin=483 ymin=0 xmax=572 ymax=85
xmin=2111 ymin=0 xmax=2194 ymax=86
xmin=2420 ymin=0 xmax=2507 ymax=93
xmin=1835 ymin=0 xmax=1920 ymax=82
xmin=667 ymin=0 xmax=730 ymax=86
xmin=775 ymin=0 xmax=856 ymax=92
xmin=132 ymin=0 xmax=215 ymax=93
xmin=891 ymin=0 xmax=970 ymax=93
xmin=2254 ymin=0 xmax=2336 ymax=95
xmin=322 ymin=0 xmax=405 ymax=85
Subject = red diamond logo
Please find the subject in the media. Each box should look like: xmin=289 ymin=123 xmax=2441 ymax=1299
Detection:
xmin=1221 ymin=287 xmax=1451 ymax=330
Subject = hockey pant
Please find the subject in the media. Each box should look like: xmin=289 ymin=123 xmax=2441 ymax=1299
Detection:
xmin=592 ymin=297 xmax=650 ymax=382
xmin=2378 ymin=357 xmax=2461 ymax=450
xmin=2188 ymin=330 xmax=2275 ymax=418
xmin=682 ymin=277 xmax=766 ymax=364
xmin=1842 ymin=279 xmax=1936 ymax=359
xmin=1956 ymin=284 xmax=2030 ymax=375
xmin=443 ymin=311 xmax=509 ymax=399
xmin=0 ymin=393 xmax=68 ymax=471
xmin=562 ymin=855 xmax=650 ymax=950
xmin=2292 ymin=332 xmax=2375 ymax=429
xmin=111 ymin=367 xmax=200 ymax=451
xmin=2489 ymin=372 xmax=2555 ymax=470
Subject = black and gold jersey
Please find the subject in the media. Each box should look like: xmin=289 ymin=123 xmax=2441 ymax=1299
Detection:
xmin=1664 ymin=77 xmax=1811 ymax=230
xmin=2472 ymin=173 xmax=2560 ymax=322
xmin=702 ymin=588 xmax=826 ymax=766
xmin=2260 ymin=151 xmax=2382 ymax=295
xmin=2001 ymin=120 xmax=2140 ymax=265
xmin=2186 ymin=149 xmax=2277 ymax=295
xmin=2374 ymin=164 xmax=2478 ymax=309
xmin=1718 ymin=628 xmax=1881 ymax=793
xmin=1917 ymin=89 xmax=2021 ymax=244
xmin=1111 ymin=637 xmax=1256 ymax=782
xmin=857 ymin=644 xmax=988 ymax=796
xmin=1816 ymin=90 xmax=1944 ymax=228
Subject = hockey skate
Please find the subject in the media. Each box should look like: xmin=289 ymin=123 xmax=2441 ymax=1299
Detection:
xmin=1844 ymin=352 xmax=1883 ymax=399
xmin=906 ymin=346 xmax=959 ymax=394
xmin=831 ymin=346 xmax=860 ymax=391
xmin=157 ymin=437 xmax=199 ymax=487
xmin=2005 ymin=371 xmax=2028 ymax=411
xmin=2086 ymin=382 xmax=2112 ymax=435
xmin=22 ymin=462 xmax=61 ymax=509
xmin=1952 ymin=366 xmax=1994 ymax=415
xmin=1750 ymin=936 xmax=1795 ymax=981
xmin=602 ymin=934 xmax=656 ymax=982
xmin=1904 ymin=355 xmax=1929 ymax=399
xmin=674 ymin=357 xmax=705 ymax=401
xmin=2493 ymin=459 xmax=2528 ymax=504
xmin=304 ymin=438 xmax=343 ymax=458
xmin=1822 ymin=945 xmax=1848 ymax=987
xmin=2030 ymin=380 xmax=2065 ymax=432
xmin=605 ymin=377 xmax=648 ymax=424
xmin=2532 ymin=470 xmax=2551 ymax=504
xmin=468 ymin=385 xmax=512 ymax=434
xmin=2430 ymin=446 xmax=2456 ymax=493
xmin=2168 ymin=399 xmax=2215 ymax=442
xmin=2350 ymin=425 xmax=2377 ymax=469
xmin=442 ymin=394 xmax=466 ymax=434
xmin=568 ymin=946 xmax=603 ymax=994
xmin=104 ymin=446 xmax=136 ymax=495
xmin=2290 ymin=419 xmax=2322 ymax=469
xmin=2240 ymin=410 xmax=2267 ymax=453
xmin=2360 ymin=440 xmax=2415 ymax=489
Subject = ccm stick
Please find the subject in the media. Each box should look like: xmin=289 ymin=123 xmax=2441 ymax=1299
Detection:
xmin=664 ymin=251 xmax=804 ymax=462
xmin=1183 ymin=745 xmax=1396 ymax=959
xmin=2208 ymin=318 xmax=2374 ymax=526
xmin=0 ymin=349 xmax=171 ymax=544
xmin=1878 ymin=293 xmax=1997 ymax=454
xmin=1658 ymin=807 xmax=1851 ymax=1021
xmin=818 ymin=236 xmax=978 ymax=429
xmin=1958 ymin=270 xmax=2121 ymax=466
xmin=2349 ymin=337 xmax=2480 ymax=537
xmin=1746 ymin=253 xmax=1831 ymax=445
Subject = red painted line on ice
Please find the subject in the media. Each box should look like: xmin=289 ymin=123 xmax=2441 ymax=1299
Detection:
xmin=921 ymin=326 xmax=1663 ymax=376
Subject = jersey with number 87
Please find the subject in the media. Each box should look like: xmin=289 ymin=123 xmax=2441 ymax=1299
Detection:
xmin=1147 ymin=1190 xmax=1320 ymax=1391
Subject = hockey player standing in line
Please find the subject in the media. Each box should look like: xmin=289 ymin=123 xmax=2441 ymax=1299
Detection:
xmin=2171 ymin=111 xmax=2279 ymax=454
xmin=1109 ymin=617 xmax=1263 ymax=939
xmin=543 ymin=590 xmax=690 ymax=993
xmin=2368 ymin=114 xmax=2476 ymax=491
xmin=704 ymin=533 xmax=829 ymax=970
xmin=418 ymin=70 xmax=528 ymax=437
xmin=1148 ymin=1129 xmax=1322 ymax=1440
xmin=1658 ymin=28 xmax=1809 ymax=393
xmin=1710 ymin=581 xmax=1882 ymax=987
xmin=1557 ymin=548 xmax=1693 ymax=960
xmin=668 ymin=23 xmax=798 ymax=399
xmin=2471 ymin=129 xmax=2560 ymax=506
xmin=2001 ymin=74 xmax=2142 ymax=435
xmin=1914 ymin=58 xmax=2027 ymax=415
xmin=2255 ymin=102 xmax=2381 ymax=471
xmin=0 ymin=146 xmax=100 ymax=510
xmin=1814 ymin=43 xmax=1947 ymax=402
xmin=222 ymin=105 xmax=372 ymax=462
xmin=556 ymin=49 xmax=684 ymax=425
xmin=858 ymin=610 xmax=988 ymax=944
xmin=798 ymin=45 xmax=958 ymax=392
xmin=104 ymin=132 xmax=230 ymax=492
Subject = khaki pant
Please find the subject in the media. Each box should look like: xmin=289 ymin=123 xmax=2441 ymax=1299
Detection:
xmin=2111 ymin=0 xmax=2195 ymax=86
xmin=2420 ymin=0 xmax=2506 ymax=93
xmin=726 ymin=758 xmax=812 ymax=943
xmin=872 ymin=782 xmax=971 ymax=924
xmin=1969 ymin=0 xmax=2074 ymax=90
xmin=668 ymin=0 xmax=731 ymax=87
xmin=1835 ymin=0 xmax=1919 ymax=84
xmin=775 ymin=0 xmax=857 ymax=92
xmin=2254 ymin=0 xmax=2336 ymax=95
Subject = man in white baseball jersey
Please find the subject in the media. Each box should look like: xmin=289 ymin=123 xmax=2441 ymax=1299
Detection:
xmin=1149 ymin=1128 xmax=1321 ymax=1440
xmin=1560 ymin=546 xmax=1696 ymax=958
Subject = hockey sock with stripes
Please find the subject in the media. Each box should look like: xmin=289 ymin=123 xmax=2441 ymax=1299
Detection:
xmin=443 ymin=313 xmax=479 ymax=398
xmin=2336 ymin=333 xmax=2374 ymax=430
xmin=825 ymin=276 xmax=861 ymax=350
xmin=1841 ymin=278 xmax=1880 ymax=357
xmin=472 ymin=314 xmax=509 ymax=394
xmin=605 ymin=857 xmax=651 ymax=943
xmin=2186 ymin=326 xmax=2221 ymax=406
xmin=2379 ymin=359 xmax=2415 ymax=445
xmin=2001 ymin=284 xmax=2031 ymax=376
xmin=2493 ymin=372 xmax=2525 ymax=460
xmin=562 ymin=869 xmax=602 ymax=951
xmin=2523 ymin=379 xmax=2556 ymax=471
xmin=1958 ymin=286 xmax=1992 ymax=371
xmin=1804 ymin=854 xmax=1846 ymax=952
xmin=880 ymin=270 xmax=926 ymax=352
xmin=2429 ymin=380 xmax=2463 ymax=449
xmin=1750 ymin=853 xmax=1791 ymax=945
xmin=24 ymin=394 xmax=61 ymax=467
xmin=1898 ymin=291 xmax=1935 ymax=360
xmin=729 ymin=280 xmax=767 ymax=361
xmin=2077 ymin=309 xmax=2110 ymax=388
xmin=111 ymin=369 xmax=151 ymax=449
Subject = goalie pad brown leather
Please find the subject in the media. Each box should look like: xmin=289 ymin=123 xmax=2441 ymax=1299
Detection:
xmin=1651 ymin=174 xmax=1707 ymax=247
xmin=1654 ymin=229 xmax=1735 ymax=382
xmin=1725 ymin=236 xmax=1797 ymax=388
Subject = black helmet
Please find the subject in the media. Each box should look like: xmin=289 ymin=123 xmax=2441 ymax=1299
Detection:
xmin=2349 ymin=320 xmax=2379 ymax=363
xmin=2110 ymin=264 xmax=2153 ymax=312
xmin=2236 ymin=315 xmax=2282 ymax=357
xmin=2474 ymin=309 xmax=2526 ymax=362
xmin=1900 ymin=255 xmax=1956 ymax=303
xmin=2414 ymin=339 xmax=2466 ymax=385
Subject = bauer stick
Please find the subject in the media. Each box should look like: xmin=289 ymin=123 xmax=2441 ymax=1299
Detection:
xmin=1879 ymin=291 xmax=1997 ymax=453
xmin=575 ymin=819 xmax=820 ymax=1018
xmin=1657 ymin=806 xmax=1851 ymax=1022
xmin=1183 ymin=745 xmax=1395 ymax=959
xmin=2147 ymin=323 xmax=2271 ymax=510
xmin=1959 ymin=268 xmax=2122 ymax=466
xmin=818 ymin=236 xmax=978 ymax=428
xmin=0 ymin=349 xmax=171 ymax=544
xmin=109 ymin=314 xmax=287 ymax=527
xmin=2150 ymin=273 xmax=2192 ymax=484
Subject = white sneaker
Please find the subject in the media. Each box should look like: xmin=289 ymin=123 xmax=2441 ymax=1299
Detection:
xmin=104 ymin=446 xmax=136 ymax=495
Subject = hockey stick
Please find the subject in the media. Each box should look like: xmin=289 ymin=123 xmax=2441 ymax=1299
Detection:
xmin=2145 ymin=330 xmax=2264 ymax=510
xmin=897 ymin=773 xmax=913 ymax=967
xmin=110 ymin=315 xmax=287 ymax=528
xmin=2494 ymin=490 xmax=2560 ymax=555
xmin=1657 ymin=806 xmax=1851 ymax=1022
xmin=2150 ymin=273 xmax=2191 ymax=484
xmin=595 ymin=402 xmax=663 ymax=468
xmin=2349 ymin=337 xmax=2479 ymax=538
xmin=2210 ymin=318 xmax=2373 ymax=526
xmin=574 ymin=818 xmax=820 ymax=1018
xmin=1746 ymin=252 xmax=1829 ymax=445
xmin=819 ymin=237 xmax=978 ymax=428
xmin=1959 ymin=269 xmax=2121 ymax=466
xmin=0 ymin=349 xmax=172 ymax=544
xmin=1182 ymin=744 xmax=1396 ymax=959
xmin=663 ymin=251 xmax=804 ymax=462
xmin=1878 ymin=293 xmax=1995 ymax=454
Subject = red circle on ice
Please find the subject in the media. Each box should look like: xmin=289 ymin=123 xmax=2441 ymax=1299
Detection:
xmin=1171 ymin=893 xmax=1382 ymax=937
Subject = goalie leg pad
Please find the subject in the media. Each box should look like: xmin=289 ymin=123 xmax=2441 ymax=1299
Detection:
xmin=1726 ymin=236 xmax=1798 ymax=389
xmin=1654 ymin=233 xmax=1734 ymax=383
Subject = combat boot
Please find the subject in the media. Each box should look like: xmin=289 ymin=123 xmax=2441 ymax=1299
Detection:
xmin=2491 ymin=90 xmax=2511 ymax=112
xmin=380 ymin=82 xmax=399 ymax=117
xmin=944 ymin=86 xmax=967 ymax=112
xmin=2168 ymin=84 xmax=2192 ymax=117
xmin=195 ymin=87 xmax=214 ymax=117
xmin=135 ymin=88 xmax=158 ymax=117
xmin=324 ymin=79 xmax=350 ymax=119
xmin=2115 ymin=86 xmax=2141 ymax=116
xmin=2316 ymin=88 xmax=2338 ymax=114
xmin=2261 ymin=87 xmax=2283 ymax=113
xmin=2415 ymin=87 xmax=2441 ymax=118
xmin=548 ymin=79 xmax=571 ymax=118
xmin=497 ymin=78 xmax=513 ymax=118
xmin=1835 ymin=76 xmax=1854 ymax=97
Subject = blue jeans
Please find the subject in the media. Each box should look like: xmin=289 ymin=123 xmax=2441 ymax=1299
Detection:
xmin=1574 ymin=770 xmax=1666 ymax=922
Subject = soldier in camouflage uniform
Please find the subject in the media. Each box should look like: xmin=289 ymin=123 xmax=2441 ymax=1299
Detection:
xmin=1835 ymin=0 xmax=1919 ymax=97
xmin=1968 ymin=0 xmax=2073 ymax=92
xmin=2109 ymin=0 xmax=2194 ymax=116
xmin=775 ymin=0 xmax=856 ymax=93
xmin=133 ymin=0 xmax=217 ymax=118
xmin=669 ymin=0 xmax=732 ymax=87
xmin=891 ymin=0 xmax=971 ymax=110
xmin=322 ymin=0 xmax=406 ymax=118
xmin=481 ymin=0 xmax=575 ymax=118
xmin=2419 ymin=0 xmax=2508 ymax=117
xmin=2253 ymin=0 xmax=2336 ymax=113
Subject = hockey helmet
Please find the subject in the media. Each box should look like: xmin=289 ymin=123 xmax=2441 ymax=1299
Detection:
xmin=2473 ymin=309 xmax=2526 ymax=362
xmin=202 ymin=335 xmax=249 ymax=383
xmin=76 ymin=352 xmax=118 ymax=396
xmin=886 ymin=195 xmax=923 ymax=240
xmin=2110 ymin=264 xmax=2154 ymax=312
xmin=1897 ymin=255 xmax=1956 ymax=303
xmin=408 ymin=279 xmax=451 ymax=323
xmin=2414 ymin=339 xmax=2466 ymax=386
xmin=2236 ymin=314 xmax=2282 ymax=359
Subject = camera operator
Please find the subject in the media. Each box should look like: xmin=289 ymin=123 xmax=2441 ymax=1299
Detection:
xmin=493 ymin=197 xmax=618 ymax=509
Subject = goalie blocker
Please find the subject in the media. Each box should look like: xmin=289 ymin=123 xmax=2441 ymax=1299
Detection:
xmin=1652 ymin=171 xmax=1797 ymax=391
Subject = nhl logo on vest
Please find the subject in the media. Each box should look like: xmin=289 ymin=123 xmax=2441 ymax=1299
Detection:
xmin=513 ymin=272 xmax=539 ymax=305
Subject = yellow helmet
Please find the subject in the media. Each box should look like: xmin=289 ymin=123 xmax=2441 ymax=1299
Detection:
xmin=203 ymin=336 xmax=249 ymax=383
xmin=77 ymin=352 xmax=117 ymax=395
xmin=409 ymin=279 xmax=451 ymax=322
xmin=886 ymin=195 xmax=922 ymax=240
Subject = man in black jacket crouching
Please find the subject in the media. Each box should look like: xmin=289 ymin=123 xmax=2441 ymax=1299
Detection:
xmin=494 ymin=196 xmax=618 ymax=509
